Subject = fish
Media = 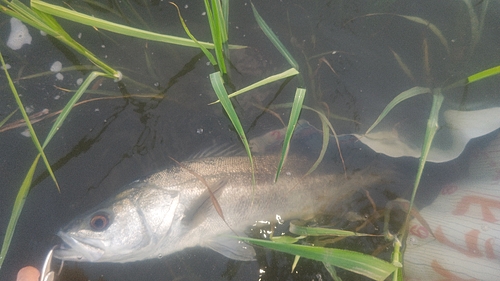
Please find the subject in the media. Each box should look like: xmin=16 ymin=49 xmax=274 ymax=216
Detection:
xmin=53 ymin=151 xmax=386 ymax=263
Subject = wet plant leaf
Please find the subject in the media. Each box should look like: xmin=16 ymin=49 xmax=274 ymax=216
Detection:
xmin=234 ymin=236 xmax=398 ymax=281
xmin=4 ymin=0 xmax=120 ymax=79
xmin=29 ymin=0 xmax=243 ymax=50
xmin=305 ymin=112 xmax=331 ymax=176
xmin=275 ymin=88 xmax=306 ymax=182
xmin=251 ymin=2 xmax=299 ymax=71
xmin=271 ymin=235 xmax=306 ymax=244
xmin=402 ymin=90 xmax=444 ymax=235
xmin=0 ymin=51 xmax=58 ymax=191
xmin=365 ymin=86 xmax=431 ymax=135
xmin=289 ymin=221 xmax=378 ymax=237
xmin=170 ymin=2 xmax=217 ymax=66
xmin=0 ymin=155 xmax=41 ymax=269
xmin=0 ymin=109 xmax=18 ymax=128
xmin=209 ymin=72 xmax=254 ymax=183
xmin=43 ymin=72 xmax=107 ymax=147
xmin=204 ymin=0 xmax=228 ymax=73
xmin=467 ymin=65 xmax=500 ymax=84
xmin=323 ymin=262 xmax=342 ymax=281
xmin=209 ymin=68 xmax=299 ymax=104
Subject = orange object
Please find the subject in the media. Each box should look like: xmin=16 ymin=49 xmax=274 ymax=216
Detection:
xmin=16 ymin=266 xmax=40 ymax=281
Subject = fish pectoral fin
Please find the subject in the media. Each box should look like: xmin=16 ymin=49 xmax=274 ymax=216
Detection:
xmin=182 ymin=179 xmax=229 ymax=226
xmin=205 ymin=236 xmax=256 ymax=261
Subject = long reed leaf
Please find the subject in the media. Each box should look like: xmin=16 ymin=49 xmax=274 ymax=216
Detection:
xmin=209 ymin=72 xmax=254 ymax=182
xmin=170 ymin=2 xmax=217 ymax=66
xmin=365 ymin=87 xmax=431 ymax=135
xmin=43 ymin=71 xmax=107 ymax=147
xmin=402 ymin=90 xmax=444 ymax=237
xmin=251 ymin=3 xmax=299 ymax=71
xmin=3 ymin=0 xmax=120 ymax=79
xmin=467 ymin=65 xmax=500 ymax=84
xmin=234 ymin=236 xmax=398 ymax=281
xmin=275 ymin=88 xmax=305 ymax=182
xmin=0 ymin=155 xmax=41 ymax=269
xmin=290 ymin=221 xmax=377 ymax=237
xmin=0 ymin=109 xmax=18 ymax=128
xmin=30 ymin=0 xmax=243 ymax=50
xmin=209 ymin=68 xmax=299 ymax=104
xmin=0 ymin=51 xmax=58 ymax=190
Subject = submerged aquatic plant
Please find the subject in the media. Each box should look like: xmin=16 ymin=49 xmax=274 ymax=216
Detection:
xmin=0 ymin=0 xmax=498 ymax=280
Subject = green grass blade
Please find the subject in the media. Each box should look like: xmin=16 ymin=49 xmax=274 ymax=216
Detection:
xmin=30 ymin=0 xmax=246 ymax=50
xmin=289 ymin=221 xmax=377 ymax=237
xmin=365 ymin=86 xmax=431 ymax=135
xmin=251 ymin=2 xmax=299 ymax=71
xmin=0 ymin=51 xmax=59 ymax=190
xmin=209 ymin=68 xmax=299 ymax=104
xmin=0 ymin=154 xmax=41 ymax=269
xmin=221 ymin=0 xmax=229 ymax=40
xmin=235 ymin=236 xmax=398 ymax=281
xmin=275 ymin=88 xmax=306 ymax=182
xmin=3 ymin=0 xmax=120 ymax=79
xmin=207 ymin=0 xmax=227 ymax=73
xmin=0 ymin=109 xmax=18 ymax=128
xmin=445 ymin=64 xmax=500 ymax=90
xmin=42 ymin=71 xmax=106 ymax=147
xmin=305 ymin=113 xmax=330 ymax=176
xmin=323 ymin=262 xmax=342 ymax=281
xmin=467 ymin=65 xmax=500 ymax=84
xmin=268 ymin=104 xmax=347 ymax=175
xmin=402 ymin=90 xmax=444 ymax=238
xmin=170 ymin=2 xmax=217 ymax=66
xmin=209 ymin=72 xmax=254 ymax=182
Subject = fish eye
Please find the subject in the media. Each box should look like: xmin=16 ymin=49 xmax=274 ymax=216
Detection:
xmin=90 ymin=212 xmax=110 ymax=231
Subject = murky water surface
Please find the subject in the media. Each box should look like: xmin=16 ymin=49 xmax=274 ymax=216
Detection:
xmin=1 ymin=0 xmax=499 ymax=280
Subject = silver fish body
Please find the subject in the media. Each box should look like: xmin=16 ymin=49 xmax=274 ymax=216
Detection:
xmin=54 ymin=154 xmax=383 ymax=263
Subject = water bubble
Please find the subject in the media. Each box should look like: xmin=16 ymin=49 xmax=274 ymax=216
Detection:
xmin=197 ymin=128 xmax=204 ymax=134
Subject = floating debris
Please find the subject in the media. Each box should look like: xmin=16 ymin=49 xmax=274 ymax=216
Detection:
xmin=7 ymin=18 xmax=32 ymax=50
xmin=50 ymin=61 xmax=62 ymax=72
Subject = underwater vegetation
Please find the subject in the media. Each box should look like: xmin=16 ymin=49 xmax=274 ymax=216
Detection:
xmin=1 ymin=0 xmax=499 ymax=280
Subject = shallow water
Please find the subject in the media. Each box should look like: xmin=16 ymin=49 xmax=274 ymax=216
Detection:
xmin=1 ymin=0 xmax=499 ymax=280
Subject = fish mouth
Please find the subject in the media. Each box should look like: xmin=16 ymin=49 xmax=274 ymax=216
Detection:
xmin=53 ymin=231 xmax=104 ymax=262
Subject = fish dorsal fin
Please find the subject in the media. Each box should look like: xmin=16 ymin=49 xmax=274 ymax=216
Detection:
xmin=204 ymin=236 xmax=256 ymax=261
xmin=182 ymin=179 xmax=229 ymax=227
